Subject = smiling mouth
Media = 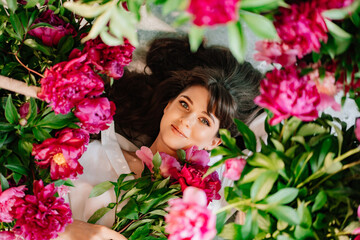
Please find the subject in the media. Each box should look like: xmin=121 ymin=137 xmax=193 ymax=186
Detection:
xmin=171 ymin=125 xmax=188 ymax=138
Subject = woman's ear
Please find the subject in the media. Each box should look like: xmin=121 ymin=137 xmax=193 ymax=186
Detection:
xmin=205 ymin=137 xmax=222 ymax=151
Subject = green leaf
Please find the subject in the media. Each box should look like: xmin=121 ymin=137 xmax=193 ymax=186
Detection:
xmin=219 ymin=223 xmax=242 ymax=240
xmin=216 ymin=211 xmax=227 ymax=233
xmin=325 ymin=19 xmax=352 ymax=40
xmin=189 ymin=25 xmax=204 ymax=52
xmin=241 ymin=168 xmax=267 ymax=184
xmin=247 ymin=153 xmax=284 ymax=171
xmin=0 ymin=173 xmax=9 ymax=191
xmin=32 ymin=127 xmax=52 ymax=142
xmin=89 ymin=181 xmax=113 ymax=198
xmin=234 ymin=119 xmax=257 ymax=152
xmin=37 ymin=111 xmax=78 ymax=129
xmin=9 ymin=13 xmax=24 ymax=39
xmin=162 ymin=0 xmax=183 ymax=16
xmin=0 ymin=122 xmax=14 ymax=132
xmin=264 ymin=188 xmax=299 ymax=205
xmin=227 ymin=21 xmax=246 ymax=62
xmin=311 ymin=191 xmax=327 ymax=212
xmin=58 ymin=36 xmax=75 ymax=54
xmin=297 ymin=202 xmax=312 ymax=228
xmin=24 ymin=39 xmax=52 ymax=56
xmin=25 ymin=0 xmax=39 ymax=9
xmin=63 ymin=1 xmax=110 ymax=18
xmin=5 ymin=95 xmax=19 ymax=124
xmin=282 ymin=117 xmax=302 ymax=143
xmin=82 ymin=7 xmax=113 ymax=42
xmin=240 ymin=0 xmax=287 ymax=12
xmin=219 ymin=129 xmax=237 ymax=150
xmin=87 ymin=206 xmax=112 ymax=224
xmin=6 ymin=0 xmax=18 ymax=13
xmin=117 ymin=198 xmax=139 ymax=220
xmin=126 ymin=219 xmax=154 ymax=232
xmin=152 ymin=152 xmax=162 ymax=173
xmin=240 ymin=10 xmax=278 ymax=40
xmin=27 ymin=98 xmax=38 ymax=125
xmin=268 ymin=205 xmax=300 ymax=226
xmin=29 ymin=22 xmax=54 ymax=30
xmin=128 ymin=222 xmax=151 ymax=240
xmin=297 ymin=123 xmax=327 ymax=136
xmin=270 ymin=139 xmax=284 ymax=152
xmin=250 ymin=170 xmax=278 ymax=201
xmin=100 ymin=29 xmax=124 ymax=46
xmin=5 ymin=164 xmax=29 ymax=176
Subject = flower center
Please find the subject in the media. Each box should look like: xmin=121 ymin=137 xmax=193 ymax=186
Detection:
xmin=53 ymin=153 xmax=67 ymax=166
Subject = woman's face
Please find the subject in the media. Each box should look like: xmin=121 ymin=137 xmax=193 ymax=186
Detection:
xmin=152 ymin=85 xmax=221 ymax=155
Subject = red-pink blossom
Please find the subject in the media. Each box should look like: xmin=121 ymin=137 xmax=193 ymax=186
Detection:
xmin=254 ymin=41 xmax=298 ymax=67
xmin=355 ymin=119 xmax=360 ymax=142
xmin=165 ymin=187 xmax=216 ymax=240
xmin=187 ymin=0 xmax=240 ymax=26
xmin=32 ymin=128 xmax=89 ymax=180
xmin=176 ymin=164 xmax=221 ymax=204
xmin=28 ymin=10 xmax=76 ymax=47
xmin=0 ymin=185 xmax=26 ymax=222
xmin=81 ymin=36 xmax=135 ymax=79
xmin=136 ymin=146 xmax=154 ymax=172
xmin=224 ymin=157 xmax=246 ymax=181
xmin=254 ymin=66 xmax=321 ymax=125
xmin=185 ymin=146 xmax=210 ymax=167
xmin=38 ymin=56 xmax=104 ymax=114
xmin=274 ymin=2 xmax=328 ymax=59
xmin=159 ymin=153 xmax=181 ymax=178
xmin=74 ymin=97 xmax=116 ymax=134
xmin=0 ymin=231 xmax=22 ymax=240
xmin=14 ymin=180 xmax=72 ymax=240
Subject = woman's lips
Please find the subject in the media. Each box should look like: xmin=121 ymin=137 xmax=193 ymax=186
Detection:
xmin=171 ymin=124 xmax=187 ymax=138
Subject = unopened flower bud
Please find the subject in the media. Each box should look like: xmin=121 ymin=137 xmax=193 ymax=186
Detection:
xmin=19 ymin=118 xmax=27 ymax=126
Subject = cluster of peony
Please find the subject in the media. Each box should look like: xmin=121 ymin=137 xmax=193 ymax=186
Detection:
xmin=0 ymin=181 xmax=72 ymax=240
xmin=136 ymin=146 xmax=221 ymax=204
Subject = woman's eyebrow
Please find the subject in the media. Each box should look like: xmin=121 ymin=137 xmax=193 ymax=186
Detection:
xmin=180 ymin=95 xmax=193 ymax=105
xmin=180 ymin=95 xmax=215 ymax=123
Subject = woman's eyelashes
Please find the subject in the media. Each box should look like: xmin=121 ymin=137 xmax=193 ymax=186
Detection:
xmin=179 ymin=100 xmax=211 ymax=127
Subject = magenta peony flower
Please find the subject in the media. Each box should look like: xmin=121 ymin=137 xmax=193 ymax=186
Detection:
xmin=224 ymin=157 xmax=246 ymax=181
xmin=159 ymin=153 xmax=181 ymax=178
xmin=136 ymin=146 xmax=154 ymax=172
xmin=165 ymin=187 xmax=216 ymax=240
xmin=32 ymin=128 xmax=89 ymax=180
xmin=274 ymin=2 xmax=328 ymax=59
xmin=38 ymin=56 xmax=104 ymax=114
xmin=0 ymin=231 xmax=22 ymax=240
xmin=355 ymin=119 xmax=360 ymax=142
xmin=14 ymin=180 xmax=72 ymax=240
xmin=81 ymin=36 xmax=135 ymax=79
xmin=254 ymin=66 xmax=321 ymax=125
xmin=185 ymin=146 xmax=210 ymax=167
xmin=74 ymin=97 xmax=116 ymax=134
xmin=28 ymin=10 xmax=76 ymax=47
xmin=254 ymin=41 xmax=298 ymax=67
xmin=176 ymin=164 xmax=221 ymax=204
xmin=0 ymin=185 xmax=26 ymax=222
xmin=187 ymin=0 xmax=240 ymax=26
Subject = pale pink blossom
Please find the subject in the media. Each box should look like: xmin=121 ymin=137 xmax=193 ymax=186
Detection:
xmin=165 ymin=187 xmax=216 ymax=240
xmin=356 ymin=119 xmax=360 ymax=142
xmin=0 ymin=185 xmax=26 ymax=222
xmin=185 ymin=146 xmax=210 ymax=167
xmin=254 ymin=41 xmax=298 ymax=67
xmin=159 ymin=153 xmax=181 ymax=178
xmin=0 ymin=231 xmax=22 ymax=240
xmin=224 ymin=157 xmax=246 ymax=181
xmin=136 ymin=146 xmax=154 ymax=172
xmin=57 ymin=185 xmax=70 ymax=198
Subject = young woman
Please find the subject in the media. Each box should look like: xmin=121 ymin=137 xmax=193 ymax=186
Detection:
xmin=57 ymin=37 xmax=263 ymax=240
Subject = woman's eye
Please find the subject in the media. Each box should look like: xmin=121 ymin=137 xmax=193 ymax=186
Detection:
xmin=200 ymin=118 xmax=210 ymax=126
xmin=180 ymin=101 xmax=189 ymax=110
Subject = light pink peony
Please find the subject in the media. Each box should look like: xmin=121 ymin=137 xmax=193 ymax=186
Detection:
xmin=254 ymin=41 xmax=298 ymax=67
xmin=0 ymin=185 xmax=26 ymax=222
xmin=0 ymin=231 xmax=22 ymax=240
xmin=185 ymin=146 xmax=210 ymax=167
xmin=28 ymin=10 xmax=76 ymax=47
xmin=254 ymin=66 xmax=321 ymax=125
xmin=136 ymin=146 xmax=154 ymax=172
xmin=274 ymin=2 xmax=328 ymax=59
xmin=57 ymin=185 xmax=70 ymax=198
xmin=355 ymin=119 xmax=360 ymax=142
xmin=81 ymin=36 xmax=135 ymax=79
xmin=38 ymin=56 xmax=104 ymax=114
xmin=159 ymin=153 xmax=181 ymax=178
xmin=224 ymin=157 xmax=246 ymax=181
xmin=32 ymin=128 xmax=89 ymax=180
xmin=14 ymin=180 xmax=72 ymax=240
xmin=165 ymin=187 xmax=216 ymax=240
xmin=74 ymin=97 xmax=116 ymax=134
xmin=187 ymin=0 xmax=240 ymax=26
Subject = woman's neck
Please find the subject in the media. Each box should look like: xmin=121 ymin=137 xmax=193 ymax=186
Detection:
xmin=149 ymin=139 xmax=177 ymax=158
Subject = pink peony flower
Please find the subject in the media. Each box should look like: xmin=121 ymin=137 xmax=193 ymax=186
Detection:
xmin=81 ymin=36 xmax=135 ymax=79
xmin=355 ymin=119 xmax=360 ymax=142
xmin=57 ymin=185 xmax=70 ymax=198
xmin=38 ymin=56 xmax=104 ymax=114
xmin=136 ymin=146 xmax=154 ymax=172
xmin=254 ymin=66 xmax=321 ymax=125
xmin=224 ymin=157 xmax=246 ymax=181
xmin=185 ymin=146 xmax=210 ymax=167
xmin=176 ymin=164 xmax=221 ymax=204
xmin=28 ymin=10 xmax=76 ymax=47
xmin=165 ymin=187 xmax=216 ymax=240
xmin=32 ymin=128 xmax=89 ymax=180
xmin=187 ymin=0 xmax=240 ymax=26
xmin=0 ymin=185 xmax=26 ymax=222
xmin=254 ymin=41 xmax=298 ymax=67
xmin=0 ymin=231 xmax=22 ymax=240
xmin=14 ymin=180 xmax=72 ymax=240
xmin=159 ymin=153 xmax=181 ymax=178
xmin=74 ymin=97 xmax=116 ymax=134
xmin=274 ymin=2 xmax=328 ymax=59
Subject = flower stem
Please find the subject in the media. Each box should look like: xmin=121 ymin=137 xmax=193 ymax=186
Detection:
xmin=333 ymin=147 xmax=360 ymax=163
xmin=14 ymin=52 xmax=45 ymax=78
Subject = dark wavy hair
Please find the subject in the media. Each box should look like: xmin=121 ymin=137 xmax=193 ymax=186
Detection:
xmin=106 ymin=37 xmax=263 ymax=147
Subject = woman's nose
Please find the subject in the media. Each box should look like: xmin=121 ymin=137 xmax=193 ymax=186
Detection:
xmin=180 ymin=114 xmax=196 ymax=127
